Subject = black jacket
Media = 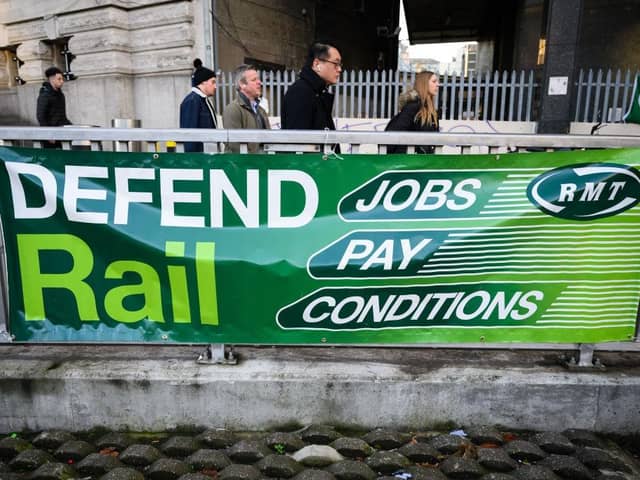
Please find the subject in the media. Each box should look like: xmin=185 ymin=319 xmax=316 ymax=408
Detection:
xmin=385 ymin=90 xmax=439 ymax=154
xmin=282 ymin=65 xmax=337 ymax=131
xmin=36 ymin=82 xmax=71 ymax=126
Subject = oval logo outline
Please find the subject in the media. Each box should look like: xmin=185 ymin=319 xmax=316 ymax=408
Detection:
xmin=527 ymin=162 xmax=640 ymax=220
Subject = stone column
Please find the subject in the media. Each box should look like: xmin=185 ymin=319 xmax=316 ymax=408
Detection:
xmin=16 ymin=40 xmax=54 ymax=83
xmin=537 ymin=0 xmax=583 ymax=133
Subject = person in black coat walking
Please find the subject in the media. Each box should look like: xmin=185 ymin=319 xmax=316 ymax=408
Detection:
xmin=385 ymin=70 xmax=440 ymax=154
xmin=36 ymin=66 xmax=72 ymax=148
xmin=282 ymin=42 xmax=342 ymax=131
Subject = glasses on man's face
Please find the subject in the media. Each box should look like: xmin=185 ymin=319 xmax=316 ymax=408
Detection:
xmin=321 ymin=58 xmax=343 ymax=69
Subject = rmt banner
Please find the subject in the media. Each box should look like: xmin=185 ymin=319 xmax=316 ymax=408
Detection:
xmin=0 ymin=146 xmax=639 ymax=344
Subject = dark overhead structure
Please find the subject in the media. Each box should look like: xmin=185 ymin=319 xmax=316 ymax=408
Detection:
xmin=401 ymin=0 xmax=640 ymax=133
xmin=402 ymin=0 xmax=518 ymax=71
xmin=404 ymin=0 xmax=507 ymax=43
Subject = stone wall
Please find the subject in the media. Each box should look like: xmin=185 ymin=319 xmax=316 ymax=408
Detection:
xmin=0 ymin=0 xmax=321 ymax=127
xmin=0 ymin=0 xmax=202 ymax=127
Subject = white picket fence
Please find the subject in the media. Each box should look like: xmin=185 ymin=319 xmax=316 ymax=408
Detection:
xmin=574 ymin=68 xmax=640 ymax=123
xmin=214 ymin=69 xmax=539 ymax=122
xmin=213 ymin=67 xmax=640 ymax=125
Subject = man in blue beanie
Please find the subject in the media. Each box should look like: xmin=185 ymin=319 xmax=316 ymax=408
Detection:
xmin=179 ymin=62 xmax=218 ymax=152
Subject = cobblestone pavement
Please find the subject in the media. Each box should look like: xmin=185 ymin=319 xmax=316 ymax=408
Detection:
xmin=0 ymin=425 xmax=638 ymax=480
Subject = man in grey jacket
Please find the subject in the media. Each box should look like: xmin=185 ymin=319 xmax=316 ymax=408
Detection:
xmin=222 ymin=64 xmax=271 ymax=153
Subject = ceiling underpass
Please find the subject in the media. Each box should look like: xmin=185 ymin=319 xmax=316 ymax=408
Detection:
xmin=402 ymin=0 xmax=520 ymax=69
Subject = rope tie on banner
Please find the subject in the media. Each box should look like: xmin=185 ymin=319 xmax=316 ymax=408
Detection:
xmin=322 ymin=127 xmax=343 ymax=160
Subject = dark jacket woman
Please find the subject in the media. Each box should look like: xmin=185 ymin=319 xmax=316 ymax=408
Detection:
xmin=385 ymin=71 xmax=440 ymax=154
xmin=282 ymin=65 xmax=337 ymax=131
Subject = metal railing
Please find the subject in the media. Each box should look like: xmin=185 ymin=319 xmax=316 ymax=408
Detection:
xmin=574 ymin=67 xmax=640 ymax=123
xmin=0 ymin=127 xmax=639 ymax=355
xmin=2 ymin=127 xmax=640 ymax=153
xmin=214 ymin=69 xmax=540 ymax=122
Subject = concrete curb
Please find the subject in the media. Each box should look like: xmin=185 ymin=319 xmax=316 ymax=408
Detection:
xmin=1 ymin=346 xmax=639 ymax=434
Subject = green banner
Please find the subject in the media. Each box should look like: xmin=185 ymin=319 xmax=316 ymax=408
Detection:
xmin=0 ymin=146 xmax=638 ymax=343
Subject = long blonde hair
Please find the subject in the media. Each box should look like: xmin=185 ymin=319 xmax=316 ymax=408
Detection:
xmin=413 ymin=71 xmax=438 ymax=127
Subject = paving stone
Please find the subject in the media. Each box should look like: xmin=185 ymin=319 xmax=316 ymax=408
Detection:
xmin=538 ymin=454 xmax=595 ymax=480
xmin=177 ymin=474 xmax=215 ymax=480
xmin=331 ymin=438 xmax=374 ymax=459
xmin=32 ymin=431 xmax=77 ymax=451
xmin=0 ymin=472 xmax=22 ymax=480
xmin=161 ymin=437 xmax=202 ymax=458
xmin=256 ymin=453 xmax=304 ymax=477
xmin=196 ymin=429 xmax=238 ymax=450
xmin=593 ymin=473 xmax=627 ymax=480
xmin=530 ymin=433 xmax=576 ymax=455
xmin=8 ymin=449 xmax=55 ymax=471
xmin=412 ymin=432 xmax=439 ymax=444
xmin=466 ymin=428 xmax=505 ymax=447
xmin=54 ymin=440 xmax=95 ymax=463
xmin=326 ymin=460 xmax=377 ymax=480
xmin=428 ymin=435 xmax=469 ymax=455
xmin=480 ymin=474 xmax=516 ymax=480
xmin=562 ymin=431 xmax=602 ymax=449
xmin=504 ymin=440 xmax=547 ymax=462
xmin=397 ymin=442 xmax=440 ymax=464
xmin=29 ymin=461 xmax=78 ymax=480
xmin=477 ymin=447 xmax=518 ymax=472
xmin=510 ymin=464 xmax=560 ymax=480
xmin=0 ymin=437 xmax=32 ymax=461
xmin=439 ymin=455 xmax=485 ymax=479
xmin=299 ymin=426 xmax=341 ymax=445
xmin=575 ymin=447 xmax=631 ymax=473
xmin=404 ymin=465 xmax=448 ymax=480
xmin=218 ymin=464 xmax=262 ymax=480
xmin=292 ymin=445 xmax=344 ymax=467
xmin=96 ymin=433 xmax=134 ymax=452
xmin=145 ymin=458 xmax=192 ymax=480
xmin=99 ymin=466 xmax=145 ymax=480
xmin=265 ymin=432 xmax=305 ymax=453
xmin=119 ymin=444 xmax=163 ymax=467
xmin=292 ymin=469 xmax=337 ymax=480
xmin=185 ymin=449 xmax=231 ymax=471
xmin=177 ymin=474 xmax=214 ymax=480
xmin=75 ymin=453 xmax=124 ymax=477
xmin=227 ymin=439 xmax=272 ymax=464
xmin=362 ymin=430 xmax=411 ymax=450
xmin=365 ymin=451 xmax=411 ymax=475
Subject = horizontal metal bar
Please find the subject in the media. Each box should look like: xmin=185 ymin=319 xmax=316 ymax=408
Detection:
xmin=2 ymin=340 xmax=637 ymax=350
xmin=1 ymin=127 xmax=640 ymax=149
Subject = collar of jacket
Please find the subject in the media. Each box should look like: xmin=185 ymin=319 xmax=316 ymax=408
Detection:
xmin=398 ymin=89 xmax=420 ymax=110
xmin=41 ymin=82 xmax=60 ymax=93
xmin=237 ymin=91 xmax=258 ymax=111
xmin=299 ymin=65 xmax=329 ymax=94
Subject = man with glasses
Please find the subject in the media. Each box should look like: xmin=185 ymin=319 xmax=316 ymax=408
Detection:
xmin=282 ymin=42 xmax=342 ymax=131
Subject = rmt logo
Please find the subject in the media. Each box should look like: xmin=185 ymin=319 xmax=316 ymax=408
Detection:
xmin=527 ymin=163 xmax=640 ymax=220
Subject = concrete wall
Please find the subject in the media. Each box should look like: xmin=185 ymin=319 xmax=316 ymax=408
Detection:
xmin=577 ymin=0 xmax=640 ymax=68
xmin=214 ymin=0 xmax=315 ymax=71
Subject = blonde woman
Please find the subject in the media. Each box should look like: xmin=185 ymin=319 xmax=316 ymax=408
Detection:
xmin=385 ymin=71 xmax=440 ymax=153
